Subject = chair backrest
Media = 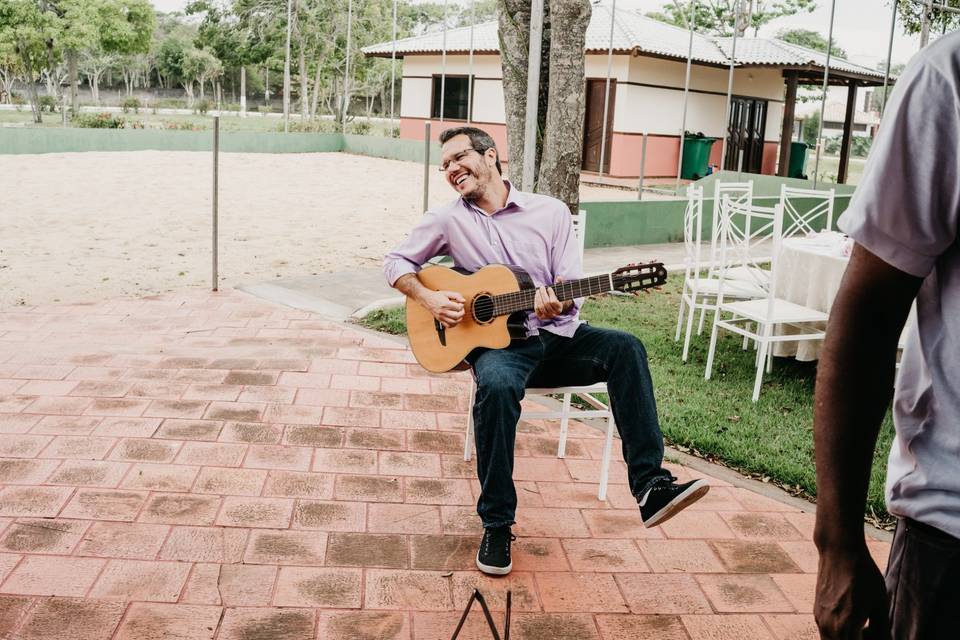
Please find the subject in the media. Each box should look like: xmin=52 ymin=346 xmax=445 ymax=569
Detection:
xmin=709 ymin=180 xmax=754 ymax=275
xmin=780 ymin=185 xmax=835 ymax=238
xmin=682 ymin=185 xmax=705 ymax=280
xmin=715 ymin=196 xmax=783 ymax=306
xmin=572 ymin=209 xmax=587 ymax=264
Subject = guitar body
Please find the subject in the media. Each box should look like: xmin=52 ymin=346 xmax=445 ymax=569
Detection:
xmin=407 ymin=264 xmax=532 ymax=373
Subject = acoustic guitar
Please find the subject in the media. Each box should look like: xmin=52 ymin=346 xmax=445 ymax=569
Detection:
xmin=407 ymin=262 xmax=668 ymax=373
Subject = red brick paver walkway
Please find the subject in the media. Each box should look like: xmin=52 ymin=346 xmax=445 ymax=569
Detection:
xmin=0 ymin=290 xmax=888 ymax=639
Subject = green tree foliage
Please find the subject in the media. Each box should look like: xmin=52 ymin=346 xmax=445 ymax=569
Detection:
xmin=648 ymin=0 xmax=817 ymax=36
xmin=776 ymin=28 xmax=846 ymax=59
xmin=895 ymin=0 xmax=960 ymax=36
xmin=0 ymin=0 xmax=62 ymax=122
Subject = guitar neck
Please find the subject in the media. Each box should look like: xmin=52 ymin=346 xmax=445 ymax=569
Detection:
xmin=491 ymin=274 xmax=614 ymax=317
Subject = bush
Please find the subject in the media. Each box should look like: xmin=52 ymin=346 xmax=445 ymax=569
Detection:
xmin=72 ymin=112 xmax=126 ymax=128
xmin=12 ymin=93 xmax=25 ymax=111
xmin=284 ymin=119 xmax=338 ymax=133
xmin=121 ymin=97 xmax=141 ymax=114
xmin=348 ymin=120 xmax=372 ymax=135
xmin=38 ymin=95 xmax=57 ymax=113
xmin=223 ymin=102 xmax=241 ymax=112
xmin=159 ymin=120 xmax=206 ymax=131
xmin=155 ymin=98 xmax=188 ymax=110
xmin=388 ymin=125 xmax=400 ymax=138
xmin=194 ymin=98 xmax=211 ymax=115
xmin=851 ymin=135 xmax=873 ymax=158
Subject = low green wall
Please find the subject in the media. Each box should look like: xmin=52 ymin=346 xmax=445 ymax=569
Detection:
xmin=342 ymin=134 xmax=439 ymax=164
xmin=581 ymin=180 xmax=853 ymax=248
xmin=0 ymin=127 xmax=348 ymax=154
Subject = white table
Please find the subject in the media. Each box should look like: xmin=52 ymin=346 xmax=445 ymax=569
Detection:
xmin=772 ymin=232 xmax=851 ymax=361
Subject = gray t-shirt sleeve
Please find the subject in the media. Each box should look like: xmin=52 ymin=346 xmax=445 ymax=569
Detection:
xmin=838 ymin=58 xmax=960 ymax=278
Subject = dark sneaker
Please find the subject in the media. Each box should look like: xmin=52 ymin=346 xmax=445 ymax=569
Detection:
xmin=476 ymin=525 xmax=516 ymax=575
xmin=639 ymin=477 xmax=710 ymax=528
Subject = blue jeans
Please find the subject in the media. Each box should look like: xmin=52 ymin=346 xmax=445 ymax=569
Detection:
xmin=468 ymin=323 xmax=671 ymax=529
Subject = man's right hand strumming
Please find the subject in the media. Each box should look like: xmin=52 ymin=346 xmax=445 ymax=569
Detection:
xmin=394 ymin=274 xmax=466 ymax=328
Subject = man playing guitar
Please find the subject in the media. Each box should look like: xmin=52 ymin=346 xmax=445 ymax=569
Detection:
xmin=384 ymin=126 xmax=708 ymax=575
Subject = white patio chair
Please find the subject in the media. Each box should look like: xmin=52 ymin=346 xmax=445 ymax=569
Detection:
xmin=705 ymin=197 xmax=828 ymax=402
xmin=676 ymin=185 xmax=765 ymax=362
xmin=780 ymin=185 xmax=836 ymax=238
xmin=464 ymin=209 xmax=617 ymax=500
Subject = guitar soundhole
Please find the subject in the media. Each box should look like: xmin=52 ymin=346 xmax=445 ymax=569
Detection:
xmin=472 ymin=293 xmax=495 ymax=324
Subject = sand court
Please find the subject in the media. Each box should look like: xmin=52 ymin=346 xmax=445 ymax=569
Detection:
xmin=1 ymin=151 xmax=637 ymax=309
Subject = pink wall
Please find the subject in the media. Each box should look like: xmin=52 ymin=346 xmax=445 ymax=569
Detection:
xmin=400 ymin=118 xmax=511 ymax=162
xmin=401 ymin=118 xmax=781 ymax=179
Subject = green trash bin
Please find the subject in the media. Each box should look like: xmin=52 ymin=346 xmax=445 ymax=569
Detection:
xmin=680 ymin=135 xmax=718 ymax=180
xmin=788 ymin=141 xmax=809 ymax=179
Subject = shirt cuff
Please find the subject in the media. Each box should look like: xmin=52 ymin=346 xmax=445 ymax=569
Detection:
xmin=384 ymin=260 xmax=420 ymax=287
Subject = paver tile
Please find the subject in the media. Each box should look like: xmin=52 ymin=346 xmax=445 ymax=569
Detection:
xmin=0 ymin=556 xmax=105 ymax=596
xmin=15 ymin=598 xmax=126 ymax=640
xmin=681 ymin=614 xmax=777 ymax=640
xmin=274 ymin=566 xmax=363 ymax=607
xmin=511 ymin=613 xmax=601 ymax=640
xmin=0 ymin=458 xmax=61 ymax=484
xmin=155 ymin=419 xmax=223 ymax=441
xmin=364 ymin=569 xmax=453 ymax=610
xmin=763 ymin=614 xmax=819 ymax=640
xmin=243 ymin=444 xmax=313 ymax=471
xmin=0 ymin=435 xmax=52 ymax=458
xmin=0 ymin=518 xmax=89 ymax=554
xmin=537 ymin=572 xmax=629 ymax=613
xmin=60 ymin=489 xmax=148 ymax=521
xmin=313 ymin=448 xmax=378 ymax=474
xmin=595 ymin=614 xmax=689 ymax=640
xmin=0 ymin=486 xmax=74 ymax=517
xmin=368 ymin=504 xmax=441 ymax=534
xmin=264 ymin=470 xmax=335 ymax=499
xmin=46 ymin=460 xmax=130 ymax=487
xmin=562 ymin=538 xmax=650 ymax=572
xmin=76 ymin=521 xmax=170 ymax=558
xmin=318 ymin=611 xmax=410 ymax=640
xmin=615 ymin=574 xmax=713 ymax=614
xmin=292 ymin=500 xmax=365 ymax=531
xmin=160 ymin=526 xmax=248 ymax=563
xmin=450 ymin=571 xmax=541 ymax=611
xmin=215 ymin=496 xmax=295 ymax=528
xmin=217 ymin=607 xmax=316 ymax=640
xmin=139 ymin=493 xmax=222 ymax=525
xmin=194 ymin=467 xmax=267 ymax=496
xmin=114 ymin=603 xmax=222 ymax=640
xmin=89 ymin=559 xmax=191 ymax=601
xmin=696 ymin=574 xmax=796 ymax=613
xmin=244 ymin=530 xmax=327 ymax=565
xmin=181 ymin=563 xmax=277 ymax=606
xmin=121 ymin=462 xmax=200 ymax=492
xmin=326 ymin=532 xmax=409 ymax=568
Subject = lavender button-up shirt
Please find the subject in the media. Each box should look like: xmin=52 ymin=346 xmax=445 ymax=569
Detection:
xmin=384 ymin=182 xmax=584 ymax=337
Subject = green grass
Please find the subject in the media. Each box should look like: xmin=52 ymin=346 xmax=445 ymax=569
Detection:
xmin=804 ymin=155 xmax=866 ymax=185
xmin=357 ymin=276 xmax=895 ymax=525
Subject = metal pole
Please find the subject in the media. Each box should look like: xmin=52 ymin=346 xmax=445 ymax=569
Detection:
xmin=812 ymin=0 xmax=837 ymax=189
xmin=423 ymin=121 xmax=432 ymax=213
xmin=598 ymin=0 xmax=618 ymax=182
xmin=737 ymin=147 xmax=744 ymax=181
xmin=521 ymin=0 xmax=545 ymax=191
xmin=720 ymin=1 xmax=740 ymax=173
xmin=439 ymin=0 xmax=448 ymax=123
xmin=467 ymin=0 xmax=476 ymax=123
xmin=390 ymin=0 xmax=398 ymax=122
xmin=342 ymin=0 xmax=353 ymax=131
xmin=212 ymin=116 xmax=220 ymax=291
xmin=674 ymin=0 xmax=696 ymax=193
xmin=282 ymin=0 xmax=292 ymax=132
xmin=636 ymin=131 xmax=648 ymax=201
xmin=880 ymin=0 xmax=898 ymax=116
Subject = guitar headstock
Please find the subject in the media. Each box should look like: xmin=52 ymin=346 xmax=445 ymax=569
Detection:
xmin=612 ymin=261 xmax=668 ymax=294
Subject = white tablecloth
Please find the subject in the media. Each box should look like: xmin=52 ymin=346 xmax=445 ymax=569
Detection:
xmin=771 ymin=232 xmax=851 ymax=361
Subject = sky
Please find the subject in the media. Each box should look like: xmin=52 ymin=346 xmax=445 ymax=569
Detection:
xmin=149 ymin=0 xmax=924 ymax=68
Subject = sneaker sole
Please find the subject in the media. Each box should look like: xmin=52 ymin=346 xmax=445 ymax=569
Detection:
xmin=476 ymin=551 xmax=512 ymax=576
xmin=643 ymin=480 xmax=710 ymax=528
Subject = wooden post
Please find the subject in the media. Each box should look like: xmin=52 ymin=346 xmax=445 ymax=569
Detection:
xmin=838 ymin=81 xmax=858 ymax=184
xmin=778 ymin=71 xmax=798 ymax=177
xmin=212 ymin=116 xmax=220 ymax=291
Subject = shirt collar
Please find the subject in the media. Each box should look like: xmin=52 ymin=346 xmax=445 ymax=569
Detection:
xmin=462 ymin=180 xmax=526 ymax=216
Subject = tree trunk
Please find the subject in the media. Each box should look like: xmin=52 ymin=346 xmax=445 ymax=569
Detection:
xmin=91 ymin=72 xmax=101 ymax=105
xmin=240 ymin=66 xmax=247 ymax=117
xmin=67 ymin=50 xmax=79 ymax=113
xmin=537 ymin=0 xmax=590 ymax=213
xmin=309 ymin=62 xmax=322 ymax=119
xmin=298 ymin=46 xmax=308 ymax=119
xmin=497 ymin=0 xmax=551 ymax=188
xmin=199 ymin=79 xmax=205 ymax=100
xmin=20 ymin=51 xmax=42 ymax=124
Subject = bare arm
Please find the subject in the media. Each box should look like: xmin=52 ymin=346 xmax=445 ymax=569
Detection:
xmin=814 ymin=243 xmax=922 ymax=639
xmin=393 ymin=273 xmax=465 ymax=329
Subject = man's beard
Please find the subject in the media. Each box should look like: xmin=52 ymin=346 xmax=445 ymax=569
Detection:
xmin=461 ymin=166 xmax=490 ymax=201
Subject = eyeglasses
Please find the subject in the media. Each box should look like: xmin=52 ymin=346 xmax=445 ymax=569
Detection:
xmin=439 ymin=148 xmax=482 ymax=173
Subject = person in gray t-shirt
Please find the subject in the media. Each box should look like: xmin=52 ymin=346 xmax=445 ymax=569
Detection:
xmin=814 ymin=32 xmax=960 ymax=640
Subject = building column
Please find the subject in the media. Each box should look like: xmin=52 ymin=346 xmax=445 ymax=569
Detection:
xmin=838 ymin=81 xmax=858 ymax=184
xmin=777 ymin=71 xmax=799 ymax=177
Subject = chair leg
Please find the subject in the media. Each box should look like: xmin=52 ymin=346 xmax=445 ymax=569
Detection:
xmin=464 ymin=380 xmax=476 ymax=461
xmin=681 ymin=296 xmax=699 ymax=362
xmin=766 ymin=342 xmax=774 ymax=373
xmin=598 ymin=414 xmax=615 ymax=501
xmin=705 ymin=312 xmax=721 ymax=380
xmin=558 ymin=393 xmax=572 ymax=459
xmin=675 ymin=292 xmax=687 ymax=342
xmin=742 ymin=323 xmax=750 ymax=350
xmin=752 ymin=326 xmax=772 ymax=402
xmin=696 ymin=304 xmax=708 ymax=335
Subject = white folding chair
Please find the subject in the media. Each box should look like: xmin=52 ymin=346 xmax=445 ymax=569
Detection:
xmin=705 ymin=197 xmax=828 ymax=402
xmin=780 ymin=185 xmax=836 ymax=238
xmin=676 ymin=185 xmax=765 ymax=362
xmin=463 ymin=209 xmax=617 ymax=500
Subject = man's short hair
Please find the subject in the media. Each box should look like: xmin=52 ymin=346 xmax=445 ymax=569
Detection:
xmin=439 ymin=126 xmax=502 ymax=175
